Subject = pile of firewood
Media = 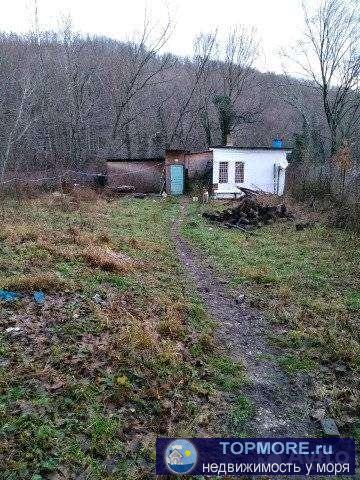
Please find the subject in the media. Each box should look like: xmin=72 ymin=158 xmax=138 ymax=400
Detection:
xmin=203 ymin=195 xmax=295 ymax=231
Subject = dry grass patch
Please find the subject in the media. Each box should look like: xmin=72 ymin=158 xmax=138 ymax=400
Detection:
xmin=183 ymin=200 xmax=360 ymax=435
xmin=83 ymin=246 xmax=142 ymax=273
xmin=35 ymin=226 xmax=140 ymax=277
xmin=159 ymin=301 xmax=186 ymax=339
xmin=46 ymin=188 xmax=101 ymax=212
xmin=117 ymin=235 xmax=166 ymax=254
xmin=94 ymin=295 xmax=188 ymax=370
xmin=71 ymin=186 xmax=102 ymax=203
xmin=0 ymin=224 xmax=40 ymax=244
xmin=0 ymin=196 xmax=239 ymax=479
xmin=98 ymin=294 xmax=160 ymax=351
xmin=35 ymin=227 xmax=114 ymax=264
xmin=238 ymin=265 xmax=278 ymax=284
xmin=157 ymin=338 xmax=183 ymax=365
xmin=67 ymin=227 xmax=112 ymax=247
xmin=0 ymin=272 xmax=65 ymax=292
xmin=37 ymin=239 xmax=80 ymax=261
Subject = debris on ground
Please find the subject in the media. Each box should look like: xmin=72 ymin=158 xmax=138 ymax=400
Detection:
xmin=5 ymin=326 xmax=22 ymax=333
xmin=5 ymin=326 xmax=23 ymax=337
xmin=203 ymin=196 xmax=294 ymax=231
xmin=0 ymin=357 xmax=10 ymax=367
xmin=33 ymin=291 xmax=45 ymax=305
xmin=320 ymin=418 xmax=341 ymax=437
xmin=310 ymin=408 xmax=326 ymax=421
xmin=106 ymin=185 xmax=136 ymax=196
xmin=92 ymin=293 xmax=106 ymax=306
xmin=0 ymin=290 xmax=20 ymax=302
xmin=295 ymin=221 xmax=315 ymax=231
xmin=235 ymin=294 xmax=245 ymax=305
xmin=0 ymin=289 xmax=46 ymax=304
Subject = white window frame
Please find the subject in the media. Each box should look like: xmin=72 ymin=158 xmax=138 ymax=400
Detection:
xmin=219 ymin=161 xmax=228 ymax=183
xmin=235 ymin=161 xmax=245 ymax=183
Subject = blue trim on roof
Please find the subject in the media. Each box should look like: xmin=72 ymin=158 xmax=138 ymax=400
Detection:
xmin=211 ymin=145 xmax=291 ymax=151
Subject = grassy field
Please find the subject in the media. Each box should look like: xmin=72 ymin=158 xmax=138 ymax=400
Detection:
xmin=0 ymin=193 xmax=246 ymax=479
xmin=1 ymin=193 xmax=359 ymax=478
xmin=182 ymin=200 xmax=360 ymax=440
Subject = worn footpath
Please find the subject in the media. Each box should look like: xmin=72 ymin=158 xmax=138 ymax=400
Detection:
xmin=172 ymin=201 xmax=317 ymax=438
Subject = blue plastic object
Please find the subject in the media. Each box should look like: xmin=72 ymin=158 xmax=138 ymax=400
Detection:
xmin=272 ymin=138 xmax=283 ymax=149
xmin=0 ymin=290 xmax=20 ymax=302
xmin=33 ymin=291 xmax=45 ymax=305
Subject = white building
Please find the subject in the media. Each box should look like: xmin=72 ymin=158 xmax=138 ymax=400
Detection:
xmin=212 ymin=146 xmax=291 ymax=198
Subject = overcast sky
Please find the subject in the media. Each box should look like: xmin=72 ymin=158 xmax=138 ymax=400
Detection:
xmin=0 ymin=0 xmax=320 ymax=73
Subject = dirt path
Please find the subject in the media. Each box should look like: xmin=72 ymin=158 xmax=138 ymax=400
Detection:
xmin=172 ymin=201 xmax=317 ymax=437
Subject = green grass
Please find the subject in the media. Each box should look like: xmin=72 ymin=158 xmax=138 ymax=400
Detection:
xmin=182 ymin=200 xmax=360 ymax=434
xmin=279 ymin=355 xmax=316 ymax=375
xmin=208 ymin=355 xmax=246 ymax=391
xmin=229 ymin=396 xmax=254 ymax=436
xmin=353 ymin=419 xmax=360 ymax=444
xmin=346 ymin=290 xmax=360 ymax=312
xmin=0 ymin=194 xmax=249 ymax=479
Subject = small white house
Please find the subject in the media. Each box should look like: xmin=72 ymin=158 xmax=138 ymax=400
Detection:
xmin=212 ymin=146 xmax=291 ymax=198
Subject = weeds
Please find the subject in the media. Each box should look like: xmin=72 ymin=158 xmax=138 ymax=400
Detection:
xmin=0 ymin=195 xmax=244 ymax=479
xmin=182 ymin=200 xmax=360 ymax=435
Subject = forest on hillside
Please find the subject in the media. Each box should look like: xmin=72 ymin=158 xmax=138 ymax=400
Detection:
xmin=0 ymin=0 xmax=358 ymax=182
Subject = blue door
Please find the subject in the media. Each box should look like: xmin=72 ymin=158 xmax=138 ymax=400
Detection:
xmin=170 ymin=164 xmax=184 ymax=195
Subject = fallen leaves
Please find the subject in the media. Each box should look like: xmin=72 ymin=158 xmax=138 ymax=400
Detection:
xmin=0 ymin=196 xmax=227 ymax=479
xmin=48 ymin=380 xmax=66 ymax=392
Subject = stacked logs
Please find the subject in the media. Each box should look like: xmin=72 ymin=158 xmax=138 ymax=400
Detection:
xmin=203 ymin=196 xmax=294 ymax=231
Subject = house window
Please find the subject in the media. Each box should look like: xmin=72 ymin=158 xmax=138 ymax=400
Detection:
xmin=219 ymin=162 xmax=228 ymax=183
xmin=235 ymin=161 xmax=244 ymax=183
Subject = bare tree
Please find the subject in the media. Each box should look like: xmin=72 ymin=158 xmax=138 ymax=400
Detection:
xmin=214 ymin=26 xmax=260 ymax=144
xmin=0 ymin=67 xmax=40 ymax=182
xmin=287 ymin=0 xmax=359 ymax=155
xmin=192 ymin=33 xmax=219 ymax=147
xmin=2 ymin=9 xmax=358 ymax=181
xmin=58 ymin=19 xmax=100 ymax=167
xmin=102 ymin=10 xmax=174 ymax=155
xmin=164 ymin=32 xmax=217 ymax=148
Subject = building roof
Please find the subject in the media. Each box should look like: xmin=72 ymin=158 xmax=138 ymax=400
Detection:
xmin=106 ymin=156 xmax=164 ymax=163
xmin=166 ymin=149 xmax=190 ymax=155
xmin=211 ymin=145 xmax=292 ymax=151
xmin=186 ymin=149 xmax=213 ymax=155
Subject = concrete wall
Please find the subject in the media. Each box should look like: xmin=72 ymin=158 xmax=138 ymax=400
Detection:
xmin=212 ymin=148 xmax=289 ymax=197
xmin=107 ymin=160 xmax=164 ymax=193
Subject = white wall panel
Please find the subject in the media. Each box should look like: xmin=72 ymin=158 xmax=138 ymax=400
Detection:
xmin=213 ymin=148 xmax=289 ymax=196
